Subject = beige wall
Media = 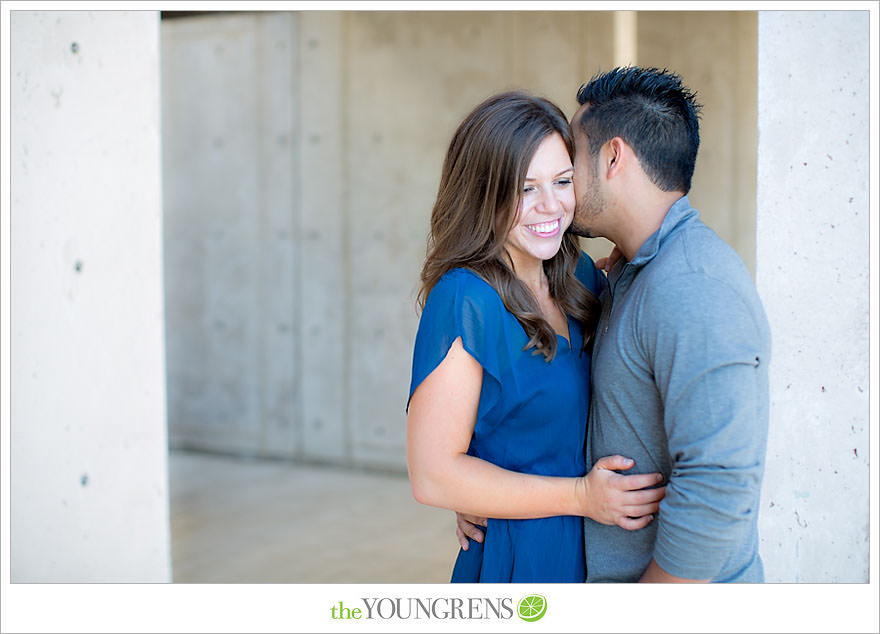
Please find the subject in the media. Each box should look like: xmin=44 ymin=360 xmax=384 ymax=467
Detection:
xmin=638 ymin=11 xmax=758 ymax=274
xmin=162 ymin=10 xmax=757 ymax=471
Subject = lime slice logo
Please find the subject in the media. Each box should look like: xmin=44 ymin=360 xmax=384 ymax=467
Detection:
xmin=517 ymin=594 xmax=547 ymax=622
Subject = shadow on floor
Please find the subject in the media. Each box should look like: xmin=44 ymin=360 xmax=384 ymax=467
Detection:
xmin=169 ymin=450 xmax=458 ymax=583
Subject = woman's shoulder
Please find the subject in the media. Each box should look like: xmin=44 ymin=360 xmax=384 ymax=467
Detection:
xmin=431 ymin=267 xmax=504 ymax=304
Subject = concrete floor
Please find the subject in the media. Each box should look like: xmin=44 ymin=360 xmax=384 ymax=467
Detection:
xmin=169 ymin=450 xmax=457 ymax=583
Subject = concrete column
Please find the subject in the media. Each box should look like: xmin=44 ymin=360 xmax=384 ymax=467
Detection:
xmin=10 ymin=11 xmax=170 ymax=582
xmin=756 ymin=10 xmax=870 ymax=582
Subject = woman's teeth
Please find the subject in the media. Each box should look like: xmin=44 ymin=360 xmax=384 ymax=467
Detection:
xmin=527 ymin=219 xmax=559 ymax=235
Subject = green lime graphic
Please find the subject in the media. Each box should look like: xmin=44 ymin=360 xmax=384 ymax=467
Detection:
xmin=517 ymin=594 xmax=547 ymax=622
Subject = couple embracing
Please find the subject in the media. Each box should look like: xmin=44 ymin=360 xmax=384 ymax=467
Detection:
xmin=406 ymin=66 xmax=771 ymax=583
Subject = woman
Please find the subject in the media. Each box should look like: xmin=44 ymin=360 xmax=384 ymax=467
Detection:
xmin=406 ymin=92 xmax=664 ymax=583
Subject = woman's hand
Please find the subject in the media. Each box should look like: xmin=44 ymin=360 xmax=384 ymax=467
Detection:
xmin=576 ymin=455 xmax=666 ymax=530
xmin=455 ymin=512 xmax=487 ymax=550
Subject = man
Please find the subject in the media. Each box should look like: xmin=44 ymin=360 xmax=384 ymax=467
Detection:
xmin=458 ymin=67 xmax=771 ymax=582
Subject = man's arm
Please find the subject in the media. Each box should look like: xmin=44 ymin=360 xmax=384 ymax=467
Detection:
xmin=639 ymin=558 xmax=708 ymax=583
xmin=640 ymin=272 xmax=771 ymax=581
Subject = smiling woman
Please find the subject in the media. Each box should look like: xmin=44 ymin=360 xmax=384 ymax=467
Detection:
xmin=505 ymin=135 xmax=575 ymax=278
xmin=405 ymin=91 xmax=666 ymax=583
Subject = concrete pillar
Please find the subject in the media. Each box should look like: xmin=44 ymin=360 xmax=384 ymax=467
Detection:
xmin=756 ymin=10 xmax=870 ymax=582
xmin=10 ymin=11 xmax=170 ymax=582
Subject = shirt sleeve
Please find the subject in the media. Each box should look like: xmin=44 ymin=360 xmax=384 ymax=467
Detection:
xmin=407 ymin=270 xmax=508 ymax=417
xmin=638 ymin=272 xmax=771 ymax=580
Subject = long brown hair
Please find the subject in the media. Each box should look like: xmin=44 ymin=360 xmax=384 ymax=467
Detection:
xmin=418 ymin=91 xmax=600 ymax=361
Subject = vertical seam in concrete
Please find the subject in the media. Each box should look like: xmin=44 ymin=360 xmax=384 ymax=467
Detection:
xmin=292 ymin=13 xmax=305 ymax=460
xmin=578 ymin=12 xmax=587 ymax=90
xmin=152 ymin=10 xmax=173 ymax=580
xmin=256 ymin=14 xmax=269 ymax=455
xmin=504 ymin=12 xmax=515 ymax=86
xmin=341 ymin=12 xmax=354 ymax=466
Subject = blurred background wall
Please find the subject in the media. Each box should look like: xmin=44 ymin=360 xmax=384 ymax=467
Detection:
xmin=161 ymin=10 xmax=758 ymax=471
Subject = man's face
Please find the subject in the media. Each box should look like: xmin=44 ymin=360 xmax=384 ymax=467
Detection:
xmin=570 ymin=106 xmax=608 ymax=238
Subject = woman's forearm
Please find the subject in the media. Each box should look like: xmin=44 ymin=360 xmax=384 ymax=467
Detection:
xmin=406 ymin=336 xmax=583 ymax=520
xmin=409 ymin=452 xmax=582 ymax=519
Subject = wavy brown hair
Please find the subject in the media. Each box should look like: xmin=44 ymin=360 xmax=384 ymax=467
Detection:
xmin=418 ymin=91 xmax=600 ymax=361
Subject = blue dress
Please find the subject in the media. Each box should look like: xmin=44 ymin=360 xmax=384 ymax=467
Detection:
xmin=408 ymin=254 xmax=603 ymax=583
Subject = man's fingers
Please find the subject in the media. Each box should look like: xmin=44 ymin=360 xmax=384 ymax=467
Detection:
xmin=463 ymin=524 xmax=484 ymax=543
xmin=459 ymin=513 xmax=488 ymax=528
xmin=456 ymin=517 xmax=485 ymax=543
xmin=456 ymin=526 xmax=469 ymax=550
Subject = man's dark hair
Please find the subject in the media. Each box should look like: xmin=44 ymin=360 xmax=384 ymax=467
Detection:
xmin=576 ymin=66 xmax=702 ymax=193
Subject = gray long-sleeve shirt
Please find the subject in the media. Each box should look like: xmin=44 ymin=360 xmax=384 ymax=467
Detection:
xmin=584 ymin=196 xmax=771 ymax=582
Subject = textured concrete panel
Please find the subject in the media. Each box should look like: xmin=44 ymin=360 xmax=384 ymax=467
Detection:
xmin=162 ymin=13 xmax=299 ymax=458
xmin=756 ymin=10 xmax=869 ymax=582
xmin=298 ymin=12 xmax=348 ymax=461
xmin=10 ymin=10 xmax=170 ymax=581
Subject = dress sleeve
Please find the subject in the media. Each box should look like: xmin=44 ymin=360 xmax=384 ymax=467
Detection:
xmin=575 ymin=250 xmax=607 ymax=296
xmin=407 ymin=270 xmax=507 ymax=415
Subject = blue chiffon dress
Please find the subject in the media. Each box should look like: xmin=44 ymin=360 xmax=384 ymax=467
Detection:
xmin=407 ymin=254 xmax=603 ymax=583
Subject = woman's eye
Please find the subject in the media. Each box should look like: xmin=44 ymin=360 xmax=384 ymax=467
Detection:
xmin=522 ymin=185 xmax=536 ymax=194
xmin=555 ymin=179 xmax=573 ymax=187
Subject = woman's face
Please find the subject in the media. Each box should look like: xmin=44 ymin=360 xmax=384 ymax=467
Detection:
xmin=504 ymin=132 xmax=575 ymax=268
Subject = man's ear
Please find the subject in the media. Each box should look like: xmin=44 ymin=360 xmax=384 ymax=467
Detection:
xmin=605 ymin=136 xmax=627 ymax=178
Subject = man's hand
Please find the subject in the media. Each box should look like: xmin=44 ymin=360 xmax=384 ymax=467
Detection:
xmin=455 ymin=512 xmax=487 ymax=550
xmin=595 ymin=245 xmax=624 ymax=273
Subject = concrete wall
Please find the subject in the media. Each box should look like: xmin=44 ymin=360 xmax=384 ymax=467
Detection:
xmin=162 ymin=13 xmax=301 ymax=459
xmin=10 ymin=11 xmax=171 ymax=581
xmin=756 ymin=11 xmax=870 ymax=582
xmin=162 ymin=10 xmax=757 ymax=472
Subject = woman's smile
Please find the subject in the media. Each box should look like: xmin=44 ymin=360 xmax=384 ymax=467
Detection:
xmin=525 ymin=218 xmax=562 ymax=237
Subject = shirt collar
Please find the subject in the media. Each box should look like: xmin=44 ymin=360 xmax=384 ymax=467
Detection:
xmin=630 ymin=195 xmax=697 ymax=267
xmin=607 ymin=195 xmax=697 ymax=285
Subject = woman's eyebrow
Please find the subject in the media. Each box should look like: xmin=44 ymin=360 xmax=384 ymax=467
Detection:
xmin=524 ymin=167 xmax=574 ymax=181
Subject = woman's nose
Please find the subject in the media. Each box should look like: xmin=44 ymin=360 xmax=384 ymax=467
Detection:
xmin=537 ymin=188 xmax=561 ymax=213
